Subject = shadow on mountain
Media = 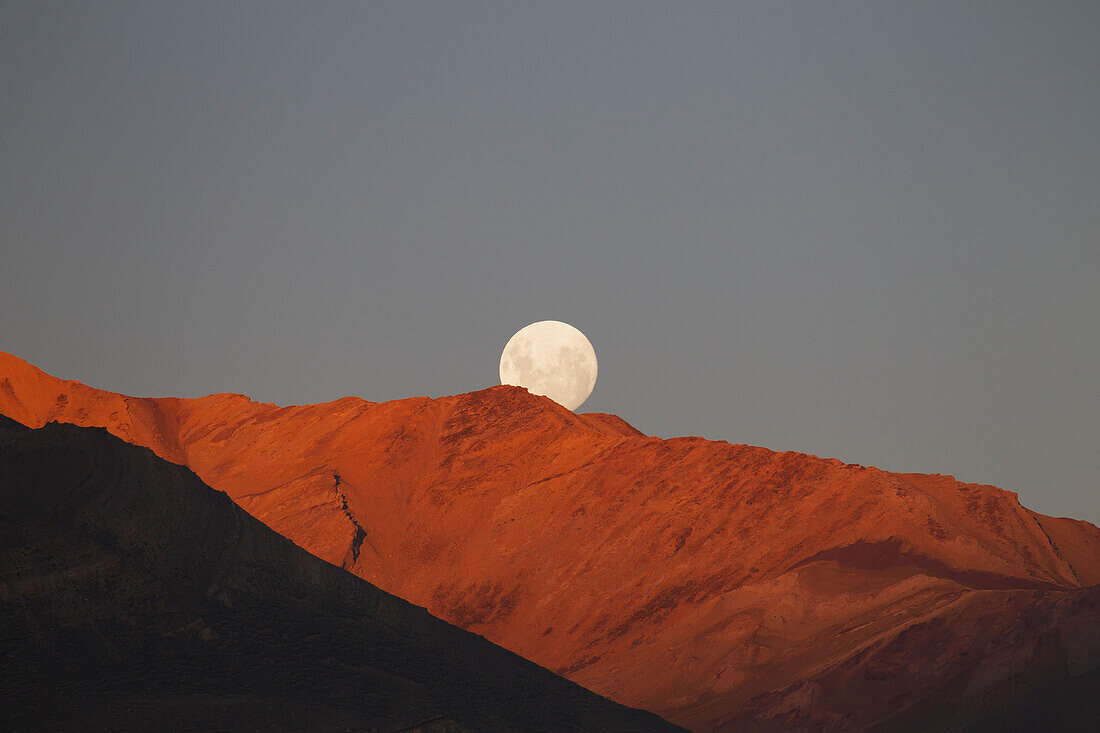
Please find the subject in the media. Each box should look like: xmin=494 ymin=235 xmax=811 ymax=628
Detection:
xmin=0 ymin=416 xmax=681 ymax=732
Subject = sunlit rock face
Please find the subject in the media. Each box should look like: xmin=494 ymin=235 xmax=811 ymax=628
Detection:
xmin=3 ymin=349 xmax=1100 ymax=731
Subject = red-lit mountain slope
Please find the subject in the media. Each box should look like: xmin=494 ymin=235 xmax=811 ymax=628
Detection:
xmin=3 ymin=351 xmax=1099 ymax=730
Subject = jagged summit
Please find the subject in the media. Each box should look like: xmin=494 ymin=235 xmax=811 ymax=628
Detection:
xmin=2 ymin=350 xmax=1099 ymax=730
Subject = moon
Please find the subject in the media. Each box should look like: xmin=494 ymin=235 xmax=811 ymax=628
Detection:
xmin=499 ymin=321 xmax=598 ymax=411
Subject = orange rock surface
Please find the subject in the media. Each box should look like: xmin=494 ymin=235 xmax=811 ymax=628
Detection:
xmin=3 ymin=350 xmax=1099 ymax=730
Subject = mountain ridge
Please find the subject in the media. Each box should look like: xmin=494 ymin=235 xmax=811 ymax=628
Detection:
xmin=2 ymin=350 xmax=1098 ymax=730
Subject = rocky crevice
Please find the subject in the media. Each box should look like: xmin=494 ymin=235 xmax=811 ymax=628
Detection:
xmin=333 ymin=472 xmax=368 ymax=565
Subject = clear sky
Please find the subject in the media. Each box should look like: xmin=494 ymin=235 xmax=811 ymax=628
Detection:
xmin=2 ymin=2 xmax=1097 ymax=522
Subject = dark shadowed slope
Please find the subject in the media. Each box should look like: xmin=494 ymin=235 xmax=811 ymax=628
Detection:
xmin=2 ymin=351 xmax=1100 ymax=730
xmin=0 ymin=416 xmax=681 ymax=732
xmin=701 ymin=582 xmax=1100 ymax=732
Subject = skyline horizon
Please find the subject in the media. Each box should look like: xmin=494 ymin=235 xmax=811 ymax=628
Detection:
xmin=2 ymin=347 xmax=1095 ymax=527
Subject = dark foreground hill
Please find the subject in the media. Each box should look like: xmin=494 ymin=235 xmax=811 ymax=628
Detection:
xmin=0 ymin=416 xmax=680 ymax=732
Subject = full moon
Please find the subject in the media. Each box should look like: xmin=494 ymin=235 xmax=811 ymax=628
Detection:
xmin=499 ymin=321 xmax=598 ymax=411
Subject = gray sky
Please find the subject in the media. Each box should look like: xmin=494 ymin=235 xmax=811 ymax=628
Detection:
xmin=2 ymin=2 xmax=1097 ymax=522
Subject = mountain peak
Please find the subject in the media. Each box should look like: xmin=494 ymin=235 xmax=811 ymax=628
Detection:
xmin=2 ymin=352 xmax=1098 ymax=730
